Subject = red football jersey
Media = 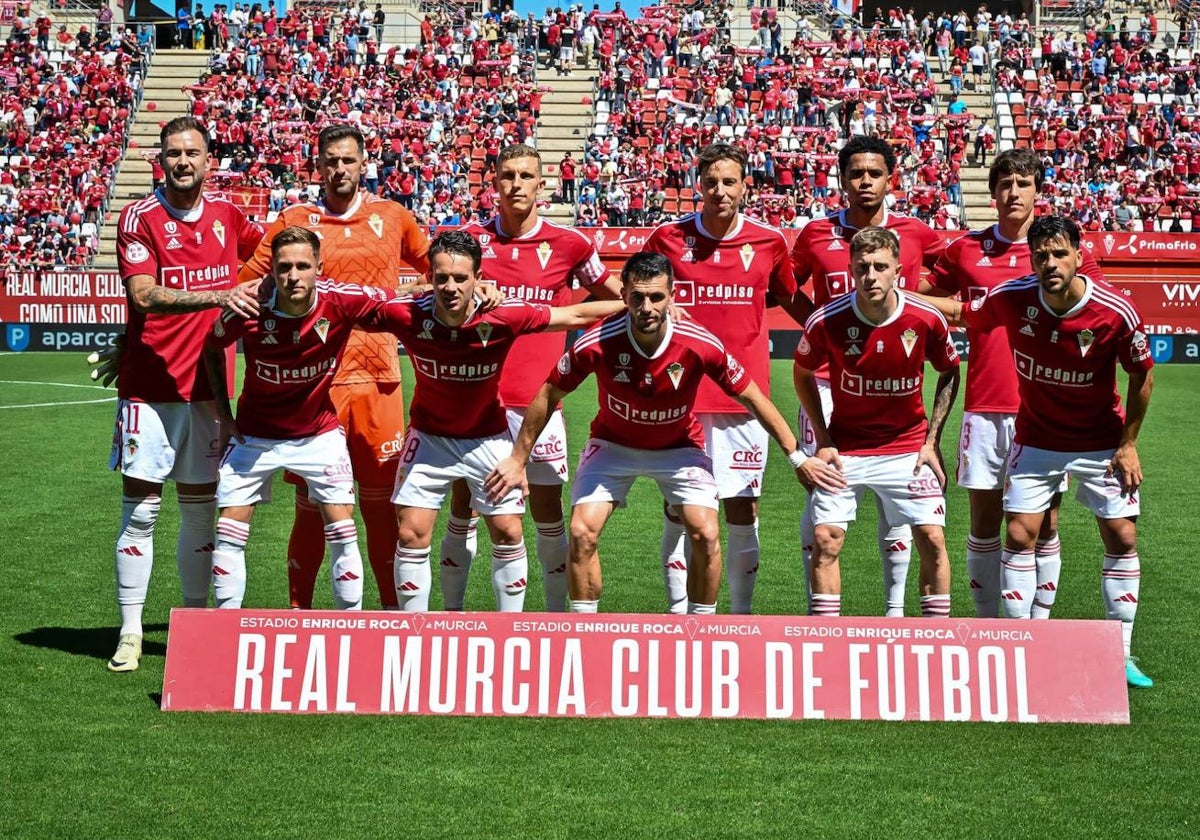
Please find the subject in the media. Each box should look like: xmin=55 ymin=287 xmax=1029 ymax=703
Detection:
xmin=966 ymin=274 xmax=1153 ymax=452
xmin=550 ymin=314 xmax=752 ymax=450
xmin=792 ymin=209 xmax=944 ymax=305
xmin=368 ymin=297 xmax=553 ymax=438
xmin=206 ymin=280 xmax=390 ymax=439
xmin=463 ymin=216 xmax=607 ymax=406
xmin=117 ymin=191 xmax=263 ymax=403
xmin=795 ymin=290 xmax=960 ymax=455
xmin=929 ymin=224 xmax=1106 ymax=413
xmin=642 ymin=214 xmax=795 ymax=413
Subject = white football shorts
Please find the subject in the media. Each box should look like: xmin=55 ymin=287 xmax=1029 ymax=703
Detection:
xmin=958 ymin=411 xmax=1069 ymax=494
xmin=571 ymin=438 xmax=720 ymax=511
xmin=110 ymin=398 xmax=222 ymax=485
xmin=392 ymin=427 xmax=525 ymax=516
xmin=797 ymin=376 xmax=834 ymax=457
xmin=1004 ymin=444 xmax=1140 ymax=519
xmin=810 ymin=451 xmax=947 ymax=530
xmin=700 ymin=412 xmax=768 ymax=499
xmin=507 ymin=406 xmax=568 ymax=486
xmin=218 ymin=428 xmax=356 ymax=508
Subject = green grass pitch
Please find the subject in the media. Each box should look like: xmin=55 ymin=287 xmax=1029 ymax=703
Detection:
xmin=2 ymin=352 xmax=1198 ymax=838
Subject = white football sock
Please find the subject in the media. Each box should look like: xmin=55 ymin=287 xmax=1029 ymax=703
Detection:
xmin=491 ymin=541 xmax=529 ymax=612
xmin=571 ymin=599 xmax=598 ymax=613
xmin=811 ymin=593 xmax=841 ymax=617
xmin=1102 ymin=552 xmax=1140 ymax=657
xmin=725 ymin=520 xmax=760 ymax=615
xmin=394 ymin=545 xmax=432 ymax=612
xmin=1000 ymin=547 xmax=1036 ymax=619
xmin=176 ymin=492 xmax=215 ymax=607
xmin=325 ymin=520 xmax=363 ymax=610
xmin=920 ymin=594 xmax=951 ymax=618
xmin=879 ymin=519 xmax=911 ymax=617
xmin=116 ymin=494 xmax=161 ymax=636
xmin=535 ymin=519 xmax=569 ymax=612
xmin=438 ymin=515 xmax=477 ymax=610
xmin=661 ymin=513 xmax=688 ymax=614
xmin=688 ymin=601 xmax=716 ymax=615
xmin=966 ymin=534 xmax=1002 ymax=618
xmin=212 ymin=517 xmax=250 ymax=609
xmin=1032 ymin=535 xmax=1062 ymax=619
xmin=800 ymin=501 xmax=815 ymax=613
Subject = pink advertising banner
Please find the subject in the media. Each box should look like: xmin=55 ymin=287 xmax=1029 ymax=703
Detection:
xmin=162 ymin=610 xmax=1129 ymax=724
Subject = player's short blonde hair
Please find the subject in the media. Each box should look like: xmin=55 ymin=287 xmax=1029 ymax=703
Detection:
xmin=271 ymin=226 xmax=321 ymax=260
xmin=498 ymin=143 xmax=541 ymax=168
xmin=849 ymin=226 xmax=900 ymax=259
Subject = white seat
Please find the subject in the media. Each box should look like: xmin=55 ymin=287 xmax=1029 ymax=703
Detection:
xmin=994 ymin=92 xmax=1008 ymax=105
xmin=1000 ymin=126 xmax=1016 ymax=141
xmin=996 ymin=102 xmax=1011 ymax=117
xmin=1148 ymin=93 xmax=1162 ymax=106
xmin=1131 ymin=218 xmax=1144 ymax=231
xmin=1133 ymin=92 xmax=1147 ymax=105
xmin=1009 ymin=91 xmax=1023 ymax=104
xmin=1071 ymin=92 xmax=1084 ymax=105
xmin=1183 ymin=218 xmax=1193 ymax=232
xmin=998 ymin=137 xmax=1014 ymax=151
xmin=999 ymin=114 xmax=1014 ymax=129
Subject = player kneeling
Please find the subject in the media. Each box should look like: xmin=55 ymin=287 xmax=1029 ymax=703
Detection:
xmin=486 ymin=252 xmax=806 ymax=614
xmin=794 ymin=227 xmax=961 ymax=617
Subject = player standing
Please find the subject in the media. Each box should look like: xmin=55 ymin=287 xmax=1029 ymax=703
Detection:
xmin=794 ymin=227 xmax=961 ymax=617
xmin=790 ymin=136 xmax=945 ymax=616
xmin=439 ymin=144 xmax=622 ymax=612
xmin=921 ymin=149 xmax=1105 ymax=618
xmin=936 ymin=216 xmax=1155 ymax=688
xmin=486 ymin=252 xmax=807 ymax=614
xmin=386 ymin=232 xmax=625 ymax=612
xmin=108 ymin=116 xmax=263 ymax=671
xmin=643 ymin=143 xmax=807 ymax=614
xmin=238 ymin=124 xmax=430 ymax=610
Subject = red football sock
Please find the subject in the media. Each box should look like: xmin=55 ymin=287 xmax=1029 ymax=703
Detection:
xmin=287 ymin=494 xmax=326 ymax=609
xmin=360 ymin=488 xmax=399 ymax=609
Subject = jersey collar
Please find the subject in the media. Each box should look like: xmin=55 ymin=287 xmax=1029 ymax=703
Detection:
xmin=851 ymin=287 xmax=906 ymax=326
xmin=625 ymin=312 xmax=675 ymax=359
xmin=493 ymin=214 xmax=544 ymax=239
xmin=1038 ymin=273 xmax=1094 ymax=318
xmin=316 ymin=192 xmax=364 ymax=220
xmin=838 ymin=208 xmax=890 ymax=230
xmin=155 ymin=189 xmax=205 ymax=223
xmin=694 ymin=213 xmax=744 ymax=241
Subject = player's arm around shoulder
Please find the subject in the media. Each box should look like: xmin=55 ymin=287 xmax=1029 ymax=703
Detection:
xmin=546 ymin=298 xmax=626 ymax=330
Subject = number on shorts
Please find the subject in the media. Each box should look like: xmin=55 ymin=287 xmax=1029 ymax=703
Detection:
xmin=121 ymin=402 xmax=141 ymax=435
xmin=801 ymin=413 xmax=815 ymax=446
xmin=579 ymin=442 xmax=601 ymax=465
xmin=400 ymin=434 xmax=420 ymax=465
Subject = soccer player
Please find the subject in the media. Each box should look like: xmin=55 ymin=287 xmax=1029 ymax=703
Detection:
xmin=486 ymin=252 xmax=807 ymax=614
xmin=238 ymin=124 xmax=430 ymax=611
xmin=921 ymin=149 xmax=1106 ymax=619
xmin=934 ymin=216 xmax=1155 ymax=688
xmin=108 ymin=116 xmax=263 ymax=672
xmin=794 ymin=227 xmax=961 ymax=618
xmin=643 ymin=142 xmax=807 ymax=615
xmin=387 ymin=231 xmax=625 ymax=612
xmin=790 ymin=135 xmax=946 ymax=616
xmin=439 ymin=143 xmax=622 ymax=612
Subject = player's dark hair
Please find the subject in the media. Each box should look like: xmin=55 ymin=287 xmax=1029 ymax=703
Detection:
xmin=271 ymin=225 xmax=321 ymax=259
xmin=837 ymin=135 xmax=896 ymax=176
xmin=849 ymin=226 xmax=900 ymax=259
xmin=498 ymin=143 xmax=542 ymax=168
xmin=622 ymin=251 xmax=673 ymax=289
xmin=989 ymin=147 xmax=1044 ymax=193
xmin=317 ymin=123 xmax=365 ymax=157
xmin=159 ymin=116 xmax=209 ymax=153
xmin=429 ymin=230 xmax=483 ymax=274
xmin=1027 ymin=215 xmax=1080 ymax=251
xmin=697 ymin=143 xmax=747 ymax=181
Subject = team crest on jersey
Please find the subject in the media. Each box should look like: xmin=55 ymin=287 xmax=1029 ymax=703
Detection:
xmin=832 ymin=226 xmax=843 ymax=237
xmin=419 ymin=319 xmax=434 ymax=341
xmin=476 ymin=322 xmax=494 ymax=346
xmin=1077 ymin=328 xmax=1095 ymax=356
xmin=534 ymin=241 xmax=552 ymax=270
xmin=315 ymin=317 xmax=330 ymax=343
xmin=292 ymin=330 xmax=301 ymax=344
xmin=368 ymin=213 xmax=384 ymax=239
xmin=876 ymin=340 xmax=885 ymax=353
xmin=983 ymin=239 xmax=994 ymax=251
xmin=712 ymin=251 xmax=721 ymax=264
xmin=511 ymin=247 xmax=520 ymax=260
xmin=264 ymin=318 xmax=276 ymax=331
xmin=666 ymin=362 xmax=685 ymax=389
xmin=1050 ymin=330 xmax=1059 ymax=343
xmin=847 ymin=326 xmax=859 ymax=340
xmin=618 ymin=353 xmax=631 ymax=366
xmin=479 ymin=233 xmax=492 ymax=246
xmin=900 ymin=328 xmax=918 ymax=357
xmin=1026 ymin=306 xmax=1039 ymax=320
xmin=1009 ymin=255 xmax=1018 ymax=267
xmin=164 ymin=221 xmax=178 ymax=235
xmin=308 ymin=213 xmax=322 ymax=226
xmin=211 ymin=219 xmax=226 ymax=247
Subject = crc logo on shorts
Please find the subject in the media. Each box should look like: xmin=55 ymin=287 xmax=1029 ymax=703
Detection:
xmin=907 ymin=473 xmax=943 ymax=500
xmin=731 ymin=444 xmax=763 ymax=471
xmin=532 ymin=434 xmax=565 ymax=461
xmin=124 ymin=241 xmax=150 ymax=264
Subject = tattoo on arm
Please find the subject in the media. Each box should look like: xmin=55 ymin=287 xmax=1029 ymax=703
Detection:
xmin=138 ymin=284 xmax=230 ymax=314
xmin=926 ymin=369 xmax=960 ymax=445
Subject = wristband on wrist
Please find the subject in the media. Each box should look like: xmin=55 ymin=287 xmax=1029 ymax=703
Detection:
xmin=787 ymin=450 xmax=805 ymax=468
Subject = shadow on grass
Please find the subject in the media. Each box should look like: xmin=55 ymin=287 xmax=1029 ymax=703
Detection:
xmin=14 ymin=624 xmax=169 ymax=661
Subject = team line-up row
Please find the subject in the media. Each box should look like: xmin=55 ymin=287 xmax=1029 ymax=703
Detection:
xmin=98 ymin=119 xmax=1153 ymax=688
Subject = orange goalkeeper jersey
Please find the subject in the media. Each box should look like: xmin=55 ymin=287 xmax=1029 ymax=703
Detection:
xmin=239 ymin=193 xmax=430 ymax=384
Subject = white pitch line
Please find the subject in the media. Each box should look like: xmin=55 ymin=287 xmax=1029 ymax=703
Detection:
xmin=0 ymin=397 xmax=116 ymax=409
xmin=0 ymin=379 xmax=110 ymax=390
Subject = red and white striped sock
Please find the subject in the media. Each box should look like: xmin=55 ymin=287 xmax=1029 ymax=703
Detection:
xmin=116 ymin=494 xmax=161 ymax=635
xmin=1032 ymin=536 xmax=1062 ymax=619
xmin=438 ymin=515 xmax=477 ymax=610
xmin=966 ymin=533 xmax=1002 ymax=618
xmin=811 ymin=593 xmax=841 ymax=617
xmin=535 ymin=519 xmax=569 ymax=612
xmin=394 ymin=545 xmax=432 ymax=612
xmin=1000 ymin=547 xmax=1036 ymax=619
xmin=1102 ymin=552 xmax=1140 ymax=657
xmin=212 ymin=517 xmax=250 ymax=609
xmin=661 ymin=514 xmax=688 ymax=615
xmin=325 ymin=520 xmax=363 ymax=610
xmin=491 ymin=541 xmax=528 ymax=612
xmin=920 ymin=594 xmax=952 ymax=618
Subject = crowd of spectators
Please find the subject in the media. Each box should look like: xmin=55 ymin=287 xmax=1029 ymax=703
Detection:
xmin=577 ymin=3 xmax=979 ymax=230
xmin=179 ymin=0 xmax=543 ymax=227
xmin=991 ymin=5 xmax=1200 ymax=230
xmin=0 ymin=10 xmax=146 ymax=271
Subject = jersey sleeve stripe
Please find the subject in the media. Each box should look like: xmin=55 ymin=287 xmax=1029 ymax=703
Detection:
xmin=572 ymin=316 xmax=625 ymax=351
xmin=674 ymin=321 xmax=728 ymax=353
xmin=1091 ymin=283 xmax=1143 ymax=328
xmin=121 ymin=196 xmax=158 ymax=234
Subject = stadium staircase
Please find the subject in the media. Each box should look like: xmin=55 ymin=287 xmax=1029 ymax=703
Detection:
xmin=96 ymin=50 xmax=212 ymax=267
xmin=536 ymin=71 xmax=598 ymax=225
